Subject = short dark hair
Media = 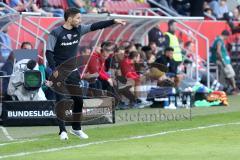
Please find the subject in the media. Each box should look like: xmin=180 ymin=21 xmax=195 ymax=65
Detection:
xmin=164 ymin=47 xmax=174 ymax=53
xmin=116 ymin=46 xmax=125 ymax=52
xmin=102 ymin=42 xmax=115 ymax=52
xmin=64 ymin=8 xmax=80 ymax=21
xmin=168 ymin=20 xmax=176 ymax=27
xmin=221 ymin=30 xmax=230 ymax=36
xmin=128 ymin=51 xmax=139 ymax=59
xmin=237 ymin=5 xmax=240 ymax=11
xmin=141 ymin=46 xmax=151 ymax=52
xmin=184 ymin=41 xmax=192 ymax=48
xmin=101 ymin=41 xmax=112 ymax=48
xmin=80 ymin=46 xmax=91 ymax=53
xmin=27 ymin=60 xmax=37 ymax=70
xmin=135 ymin=43 xmax=142 ymax=50
xmin=21 ymin=41 xmax=32 ymax=49
xmin=145 ymin=50 xmax=154 ymax=60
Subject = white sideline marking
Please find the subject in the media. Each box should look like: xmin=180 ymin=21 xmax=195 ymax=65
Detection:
xmin=0 ymin=127 xmax=14 ymax=141
xmin=0 ymin=139 xmax=39 ymax=147
xmin=0 ymin=122 xmax=240 ymax=159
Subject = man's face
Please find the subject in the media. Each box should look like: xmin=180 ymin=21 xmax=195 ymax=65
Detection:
xmin=170 ymin=22 xmax=177 ymax=33
xmin=82 ymin=48 xmax=91 ymax=55
xmin=133 ymin=54 xmax=140 ymax=63
xmin=233 ymin=8 xmax=239 ymax=18
xmin=223 ymin=35 xmax=229 ymax=40
xmin=220 ymin=0 xmax=226 ymax=6
xmin=70 ymin=13 xmax=82 ymax=27
xmin=116 ymin=49 xmax=125 ymax=61
xmin=95 ymin=44 xmax=101 ymax=53
xmin=102 ymin=49 xmax=113 ymax=59
xmin=85 ymin=48 xmax=91 ymax=55
xmin=166 ymin=51 xmax=173 ymax=59
xmin=150 ymin=43 xmax=157 ymax=52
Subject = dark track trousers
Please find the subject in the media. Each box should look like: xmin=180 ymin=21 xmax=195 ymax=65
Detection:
xmin=52 ymin=65 xmax=83 ymax=134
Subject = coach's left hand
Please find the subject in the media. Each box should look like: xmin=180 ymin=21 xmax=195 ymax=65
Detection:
xmin=114 ymin=19 xmax=127 ymax=25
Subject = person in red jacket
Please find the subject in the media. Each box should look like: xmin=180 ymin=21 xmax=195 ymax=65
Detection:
xmin=87 ymin=42 xmax=115 ymax=90
xmin=120 ymin=51 xmax=141 ymax=81
xmin=120 ymin=51 xmax=143 ymax=99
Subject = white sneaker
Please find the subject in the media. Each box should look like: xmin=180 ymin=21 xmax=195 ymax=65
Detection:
xmin=70 ymin=129 xmax=89 ymax=139
xmin=59 ymin=131 xmax=68 ymax=140
xmin=165 ymin=103 xmax=177 ymax=110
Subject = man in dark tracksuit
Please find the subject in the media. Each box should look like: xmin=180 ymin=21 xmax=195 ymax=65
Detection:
xmin=46 ymin=7 xmax=126 ymax=140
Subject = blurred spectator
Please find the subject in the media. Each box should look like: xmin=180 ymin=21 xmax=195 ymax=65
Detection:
xmin=204 ymin=7 xmax=215 ymax=17
xmin=203 ymin=1 xmax=215 ymax=18
xmin=0 ymin=26 xmax=12 ymax=62
xmin=233 ymin=6 xmax=240 ymax=21
xmin=164 ymin=20 xmax=182 ymax=63
xmin=189 ymin=0 xmax=204 ymax=16
xmin=203 ymin=1 xmax=211 ymax=10
xmin=10 ymin=0 xmax=55 ymax=16
xmin=37 ymin=0 xmax=64 ymax=17
xmin=97 ymin=1 xmax=109 ymax=14
xmin=209 ymin=0 xmax=229 ymax=19
xmin=210 ymin=30 xmax=238 ymax=94
xmin=68 ymin=0 xmax=87 ymax=14
xmin=172 ymin=0 xmax=190 ymax=16
xmin=9 ymin=0 xmax=34 ymax=12
xmin=28 ymin=0 xmax=54 ymax=17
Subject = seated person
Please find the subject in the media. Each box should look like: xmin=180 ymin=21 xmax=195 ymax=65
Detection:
xmin=105 ymin=46 xmax=139 ymax=108
xmin=87 ymin=42 xmax=114 ymax=90
xmin=67 ymin=0 xmax=87 ymax=14
xmin=120 ymin=51 xmax=147 ymax=102
xmin=155 ymin=47 xmax=182 ymax=87
xmin=86 ymin=42 xmax=121 ymax=102
xmin=144 ymin=46 xmax=166 ymax=81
